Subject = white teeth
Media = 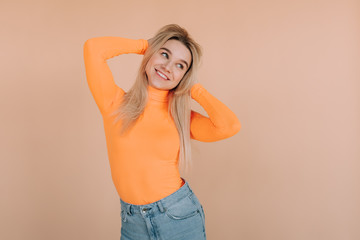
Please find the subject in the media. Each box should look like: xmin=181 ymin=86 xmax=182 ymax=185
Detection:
xmin=156 ymin=70 xmax=168 ymax=80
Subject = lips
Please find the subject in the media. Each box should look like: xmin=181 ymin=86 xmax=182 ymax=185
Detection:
xmin=155 ymin=68 xmax=169 ymax=80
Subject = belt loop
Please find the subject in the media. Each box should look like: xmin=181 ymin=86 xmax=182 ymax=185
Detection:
xmin=157 ymin=200 xmax=165 ymax=213
xmin=126 ymin=204 xmax=132 ymax=215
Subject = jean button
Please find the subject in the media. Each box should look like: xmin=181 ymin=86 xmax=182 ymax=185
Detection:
xmin=142 ymin=208 xmax=150 ymax=213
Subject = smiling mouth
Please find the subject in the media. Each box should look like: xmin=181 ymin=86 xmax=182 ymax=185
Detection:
xmin=155 ymin=69 xmax=169 ymax=80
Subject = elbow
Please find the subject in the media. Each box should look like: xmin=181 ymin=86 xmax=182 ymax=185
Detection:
xmin=228 ymin=119 xmax=241 ymax=136
xmin=83 ymin=40 xmax=90 ymax=55
xmin=83 ymin=39 xmax=93 ymax=52
xmin=83 ymin=38 xmax=98 ymax=54
xmin=216 ymin=119 xmax=241 ymax=140
xmin=232 ymin=119 xmax=241 ymax=135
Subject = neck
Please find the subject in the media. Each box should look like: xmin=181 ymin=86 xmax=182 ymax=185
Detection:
xmin=147 ymin=85 xmax=169 ymax=103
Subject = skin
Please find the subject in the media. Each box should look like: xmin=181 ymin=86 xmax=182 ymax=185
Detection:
xmin=145 ymin=39 xmax=192 ymax=91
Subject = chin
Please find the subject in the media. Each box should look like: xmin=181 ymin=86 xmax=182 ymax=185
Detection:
xmin=149 ymin=79 xmax=172 ymax=90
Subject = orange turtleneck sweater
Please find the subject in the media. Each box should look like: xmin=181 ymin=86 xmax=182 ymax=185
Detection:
xmin=83 ymin=37 xmax=241 ymax=205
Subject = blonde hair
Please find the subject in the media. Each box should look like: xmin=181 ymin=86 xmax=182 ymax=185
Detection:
xmin=110 ymin=24 xmax=202 ymax=173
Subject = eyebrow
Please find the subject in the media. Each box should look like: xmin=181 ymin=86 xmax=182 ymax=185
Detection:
xmin=160 ymin=47 xmax=189 ymax=69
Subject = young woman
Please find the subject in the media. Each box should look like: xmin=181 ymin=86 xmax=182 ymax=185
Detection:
xmin=83 ymin=24 xmax=241 ymax=240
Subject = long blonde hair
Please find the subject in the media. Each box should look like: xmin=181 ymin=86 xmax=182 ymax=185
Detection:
xmin=110 ymin=24 xmax=202 ymax=173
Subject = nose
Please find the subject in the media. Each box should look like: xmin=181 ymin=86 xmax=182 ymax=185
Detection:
xmin=163 ymin=61 xmax=171 ymax=73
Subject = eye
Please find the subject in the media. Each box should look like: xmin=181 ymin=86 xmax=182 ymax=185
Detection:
xmin=177 ymin=63 xmax=184 ymax=69
xmin=161 ymin=52 xmax=168 ymax=58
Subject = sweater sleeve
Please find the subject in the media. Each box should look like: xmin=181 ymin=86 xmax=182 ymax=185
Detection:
xmin=190 ymin=83 xmax=241 ymax=142
xmin=83 ymin=37 xmax=148 ymax=115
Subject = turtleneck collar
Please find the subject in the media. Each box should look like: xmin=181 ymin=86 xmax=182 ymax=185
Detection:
xmin=147 ymin=85 xmax=169 ymax=103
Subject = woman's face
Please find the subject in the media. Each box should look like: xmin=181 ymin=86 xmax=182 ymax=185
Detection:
xmin=145 ymin=39 xmax=192 ymax=91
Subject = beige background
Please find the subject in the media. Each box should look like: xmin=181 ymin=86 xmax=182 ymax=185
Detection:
xmin=1 ymin=0 xmax=359 ymax=239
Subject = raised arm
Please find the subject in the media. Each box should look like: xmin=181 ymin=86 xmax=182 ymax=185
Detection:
xmin=83 ymin=37 xmax=148 ymax=115
xmin=190 ymin=83 xmax=241 ymax=142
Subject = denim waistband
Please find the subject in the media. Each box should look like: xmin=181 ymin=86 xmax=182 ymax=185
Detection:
xmin=120 ymin=178 xmax=194 ymax=215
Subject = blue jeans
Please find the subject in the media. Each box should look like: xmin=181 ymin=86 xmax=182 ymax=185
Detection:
xmin=120 ymin=178 xmax=206 ymax=240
